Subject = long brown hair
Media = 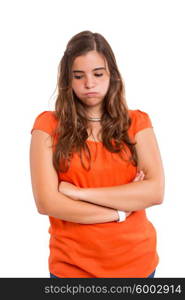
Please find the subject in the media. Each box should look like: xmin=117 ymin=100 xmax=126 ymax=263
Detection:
xmin=51 ymin=30 xmax=138 ymax=173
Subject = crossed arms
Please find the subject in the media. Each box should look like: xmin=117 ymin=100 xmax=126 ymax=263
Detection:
xmin=30 ymin=128 xmax=165 ymax=224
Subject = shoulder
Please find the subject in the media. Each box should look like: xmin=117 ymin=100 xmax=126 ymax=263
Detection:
xmin=128 ymin=108 xmax=151 ymax=120
xmin=30 ymin=110 xmax=58 ymax=136
xmin=128 ymin=109 xmax=153 ymax=138
xmin=33 ymin=110 xmax=57 ymax=121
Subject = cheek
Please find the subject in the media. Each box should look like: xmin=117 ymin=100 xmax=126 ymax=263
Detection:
xmin=72 ymin=81 xmax=81 ymax=94
xmin=101 ymin=78 xmax=110 ymax=92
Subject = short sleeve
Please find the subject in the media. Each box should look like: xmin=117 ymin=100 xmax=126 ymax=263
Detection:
xmin=130 ymin=109 xmax=153 ymax=137
xmin=30 ymin=111 xmax=58 ymax=136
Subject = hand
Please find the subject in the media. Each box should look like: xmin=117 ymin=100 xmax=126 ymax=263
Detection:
xmin=133 ymin=170 xmax=145 ymax=182
xmin=58 ymin=181 xmax=81 ymax=200
xmin=125 ymin=170 xmax=145 ymax=218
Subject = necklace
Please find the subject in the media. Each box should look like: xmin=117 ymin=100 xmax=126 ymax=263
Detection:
xmin=87 ymin=117 xmax=101 ymax=122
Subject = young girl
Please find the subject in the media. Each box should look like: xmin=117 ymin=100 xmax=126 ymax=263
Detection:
xmin=30 ymin=30 xmax=165 ymax=278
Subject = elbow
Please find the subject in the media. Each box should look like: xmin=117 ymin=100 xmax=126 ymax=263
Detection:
xmin=155 ymin=194 xmax=164 ymax=205
xmin=37 ymin=206 xmax=47 ymax=215
xmin=153 ymin=182 xmax=165 ymax=205
xmin=34 ymin=197 xmax=49 ymax=215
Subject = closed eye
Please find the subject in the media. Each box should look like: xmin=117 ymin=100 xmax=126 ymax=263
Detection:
xmin=74 ymin=75 xmax=83 ymax=79
xmin=95 ymin=73 xmax=103 ymax=77
xmin=74 ymin=73 xmax=103 ymax=79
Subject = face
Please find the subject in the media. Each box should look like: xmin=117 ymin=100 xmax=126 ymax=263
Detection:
xmin=71 ymin=50 xmax=110 ymax=115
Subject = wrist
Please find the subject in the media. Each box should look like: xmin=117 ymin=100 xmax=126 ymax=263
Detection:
xmin=115 ymin=210 xmax=120 ymax=221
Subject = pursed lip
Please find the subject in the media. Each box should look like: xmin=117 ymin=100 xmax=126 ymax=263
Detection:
xmin=84 ymin=92 xmax=98 ymax=95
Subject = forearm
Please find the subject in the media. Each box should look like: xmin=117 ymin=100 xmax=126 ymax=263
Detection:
xmin=39 ymin=191 xmax=119 ymax=224
xmin=78 ymin=179 xmax=163 ymax=211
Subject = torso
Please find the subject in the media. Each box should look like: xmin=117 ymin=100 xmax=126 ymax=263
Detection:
xmin=87 ymin=122 xmax=102 ymax=142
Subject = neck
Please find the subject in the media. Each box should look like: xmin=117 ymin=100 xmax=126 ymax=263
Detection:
xmin=86 ymin=112 xmax=102 ymax=118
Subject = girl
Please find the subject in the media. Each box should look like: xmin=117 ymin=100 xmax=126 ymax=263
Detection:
xmin=30 ymin=30 xmax=165 ymax=278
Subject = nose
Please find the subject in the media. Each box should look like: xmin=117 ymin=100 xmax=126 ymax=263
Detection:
xmin=85 ymin=75 xmax=96 ymax=89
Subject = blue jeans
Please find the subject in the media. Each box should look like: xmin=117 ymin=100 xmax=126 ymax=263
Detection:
xmin=147 ymin=269 xmax=156 ymax=278
xmin=50 ymin=269 xmax=156 ymax=278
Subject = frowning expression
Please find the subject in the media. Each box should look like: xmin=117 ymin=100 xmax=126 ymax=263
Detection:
xmin=71 ymin=50 xmax=110 ymax=111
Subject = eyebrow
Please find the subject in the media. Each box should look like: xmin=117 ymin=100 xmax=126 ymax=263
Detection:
xmin=72 ymin=67 xmax=106 ymax=73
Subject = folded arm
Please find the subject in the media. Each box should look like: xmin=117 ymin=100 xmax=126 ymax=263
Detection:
xmin=77 ymin=179 xmax=161 ymax=211
xmin=59 ymin=128 xmax=165 ymax=212
xmin=30 ymin=130 xmax=119 ymax=224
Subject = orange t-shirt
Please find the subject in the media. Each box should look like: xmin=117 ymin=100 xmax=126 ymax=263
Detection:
xmin=30 ymin=109 xmax=159 ymax=278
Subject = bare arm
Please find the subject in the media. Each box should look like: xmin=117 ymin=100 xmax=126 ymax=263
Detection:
xmin=30 ymin=130 xmax=119 ymax=224
xmin=77 ymin=179 xmax=160 ymax=211
xmin=59 ymin=128 xmax=165 ymax=212
xmin=41 ymin=191 xmax=119 ymax=224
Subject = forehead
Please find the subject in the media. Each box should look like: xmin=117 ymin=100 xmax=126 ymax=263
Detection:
xmin=72 ymin=51 xmax=108 ymax=72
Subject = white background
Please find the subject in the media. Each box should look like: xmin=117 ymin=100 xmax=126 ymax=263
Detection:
xmin=0 ymin=0 xmax=184 ymax=277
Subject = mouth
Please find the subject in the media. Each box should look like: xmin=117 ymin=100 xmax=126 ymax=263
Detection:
xmin=84 ymin=92 xmax=98 ymax=96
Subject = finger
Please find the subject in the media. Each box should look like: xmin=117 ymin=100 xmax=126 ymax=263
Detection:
xmin=133 ymin=174 xmax=144 ymax=182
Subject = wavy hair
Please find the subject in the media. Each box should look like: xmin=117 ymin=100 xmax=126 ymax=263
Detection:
xmin=51 ymin=30 xmax=138 ymax=173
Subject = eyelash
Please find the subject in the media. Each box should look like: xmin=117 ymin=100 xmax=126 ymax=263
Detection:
xmin=74 ymin=73 xmax=103 ymax=79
